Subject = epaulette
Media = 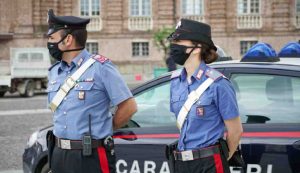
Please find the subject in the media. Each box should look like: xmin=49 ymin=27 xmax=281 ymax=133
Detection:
xmin=171 ymin=69 xmax=182 ymax=79
xmin=93 ymin=54 xmax=110 ymax=64
xmin=205 ymin=68 xmax=225 ymax=81
xmin=48 ymin=61 xmax=60 ymax=71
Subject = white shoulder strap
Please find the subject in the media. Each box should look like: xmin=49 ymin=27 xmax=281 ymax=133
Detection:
xmin=49 ymin=57 xmax=96 ymax=112
xmin=176 ymin=78 xmax=214 ymax=131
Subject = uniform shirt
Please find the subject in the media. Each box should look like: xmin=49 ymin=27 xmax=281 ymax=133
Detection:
xmin=47 ymin=49 xmax=132 ymax=140
xmin=170 ymin=62 xmax=239 ymax=151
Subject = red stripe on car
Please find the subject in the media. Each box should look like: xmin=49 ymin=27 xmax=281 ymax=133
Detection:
xmin=113 ymin=132 xmax=300 ymax=139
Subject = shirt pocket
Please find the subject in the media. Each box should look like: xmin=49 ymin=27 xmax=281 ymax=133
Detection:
xmin=71 ymin=82 xmax=95 ymax=101
xmin=191 ymin=97 xmax=215 ymax=120
xmin=47 ymin=83 xmax=60 ymax=102
xmin=170 ymin=95 xmax=186 ymax=114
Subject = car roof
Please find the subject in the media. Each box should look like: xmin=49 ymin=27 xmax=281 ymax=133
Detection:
xmin=210 ymin=58 xmax=300 ymax=71
xmin=132 ymin=57 xmax=300 ymax=93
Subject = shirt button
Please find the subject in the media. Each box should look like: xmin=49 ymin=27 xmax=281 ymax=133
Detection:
xmin=67 ymin=71 xmax=70 ymax=74
xmin=64 ymin=126 xmax=67 ymax=129
xmin=63 ymin=112 xmax=67 ymax=115
xmin=64 ymin=97 xmax=67 ymax=100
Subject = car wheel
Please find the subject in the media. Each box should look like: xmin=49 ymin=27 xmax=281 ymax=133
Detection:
xmin=40 ymin=162 xmax=51 ymax=173
xmin=21 ymin=80 xmax=35 ymax=97
xmin=0 ymin=92 xmax=5 ymax=97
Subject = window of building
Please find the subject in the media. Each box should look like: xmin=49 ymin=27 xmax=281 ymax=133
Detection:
xmin=237 ymin=0 xmax=260 ymax=14
xmin=181 ymin=0 xmax=204 ymax=16
xmin=237 ymin=0 xmax=261 ymax=29
xmin=80 ymin=0 xmax=101 ymax=31
xmin=296 ymin=0 xmax=300 ymax=27
xmin=86 ymin=42 xmax=99 ymax=54
xmin=80 ymin=0 xmax=100 ymax=16
xmin=231 ymin=74 xmax=300 ymax=124
xmin=130 ymin=0 xmax=151 ymax=16
xmin=297 ymin=0 xmax=300 ymax=14
xmin=240 ymin=41 xmax=257 ymax=55
xmin=132 ymin=42 xmax=149 ymax=57
xmin=128 ymin=0 xmax=152 ymax=30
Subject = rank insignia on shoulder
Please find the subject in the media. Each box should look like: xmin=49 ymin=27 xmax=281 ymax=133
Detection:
xmin=205 ymin=68 xmax=223 ymax=81
xmin=93 ymin=54 xmax=109 ymax=64
xmin=171 ymin=69 xmax=182 ymax=79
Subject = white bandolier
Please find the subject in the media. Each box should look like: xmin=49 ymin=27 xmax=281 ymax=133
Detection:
xmin=49 ymin=55 xmax=98 ymax=112
xmin=172 ymin=68 xmax=226 ymax=131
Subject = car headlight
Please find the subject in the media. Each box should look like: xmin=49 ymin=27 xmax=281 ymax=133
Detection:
xmin=26 ymin=131 xmax=39 ymax=148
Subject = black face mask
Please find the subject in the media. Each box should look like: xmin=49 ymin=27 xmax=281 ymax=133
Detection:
xmin=47 ymin=33 xmax=84 ymax=61
xmin=47 ymin=34 xmax=68 ymax=61
xmin=169 ymin=44 xmax=198 ymax=65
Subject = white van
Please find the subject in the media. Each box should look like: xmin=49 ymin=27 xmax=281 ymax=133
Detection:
xmin=0 ymin=48 xmax=51 ymax=97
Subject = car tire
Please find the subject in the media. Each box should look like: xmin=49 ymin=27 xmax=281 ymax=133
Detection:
xmin=0 ymin=92 xmax=5 ymax=97
xmin=21 ymin=80 xmax=35 ymax=97
xmin=40 ymin=162 xmax=51 ymax=173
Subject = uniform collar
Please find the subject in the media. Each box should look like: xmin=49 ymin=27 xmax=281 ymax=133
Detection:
xmin=192 ymin=62 xmax=207 ymax=81
xmin=58 ymin=49 xmax=90 ymax=74
xmin=180 ymin=62 xmax=207 ymax=82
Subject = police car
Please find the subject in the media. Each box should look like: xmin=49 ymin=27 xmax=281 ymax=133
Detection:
xmin=22 ymin=56 xmax=300 ymax=173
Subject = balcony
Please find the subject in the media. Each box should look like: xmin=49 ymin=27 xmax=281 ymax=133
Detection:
xmin=295 ymin=15 xmax=300 ymax=28
xmin=84 ymin=16 xmax=102 ymax=31
xmin=181 ymin=15 xmax=205 ymax=23
xmin=237 ymin=15 xmax=262 ymax=29
xmin=128 ymin=16 xmax=153 ymax=31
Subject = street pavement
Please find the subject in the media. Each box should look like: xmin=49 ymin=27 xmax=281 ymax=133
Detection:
xmin=0 ymin=93 xmax=52 ymax=172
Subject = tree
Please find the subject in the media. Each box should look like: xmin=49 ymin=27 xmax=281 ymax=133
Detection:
xmin=153 ymin=27 xmax=176 ymax=71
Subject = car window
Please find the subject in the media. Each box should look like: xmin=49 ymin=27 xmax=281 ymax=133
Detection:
xmin=132 ymin=82 xmax=176 ymax=127
xmin=231 ymin=73 xmax=300 ymax=124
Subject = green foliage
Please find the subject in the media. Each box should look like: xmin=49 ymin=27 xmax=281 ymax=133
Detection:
xmin=153 ymin=27 xmax=175 ymax=61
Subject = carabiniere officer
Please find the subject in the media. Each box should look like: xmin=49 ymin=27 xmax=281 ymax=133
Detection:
xmin=168 ymin=19 xmax=243 ymax=173
xmin=46 ymin=9 xmax=137 ymax=173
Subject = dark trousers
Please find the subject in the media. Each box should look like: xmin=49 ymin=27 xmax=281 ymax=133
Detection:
xmin=51 ymin=146 xmax=116 ymax=173
xmin=175 ymin=152 xmax=230 ymax=173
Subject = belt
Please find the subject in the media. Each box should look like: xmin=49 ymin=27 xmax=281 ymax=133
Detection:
xmin=174 ymin=145 xmax=220 ymax=161
xmin=55 ymin=137 xmax=104 ymax=150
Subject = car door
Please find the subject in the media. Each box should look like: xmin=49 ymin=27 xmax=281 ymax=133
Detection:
xmin=224 ymin=67 xmax=300 ymax=173
xmin=113 ymin=75 xmax=179 ymax=173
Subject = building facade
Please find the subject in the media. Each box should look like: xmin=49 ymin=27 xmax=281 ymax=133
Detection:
xmin=0 ymin=0 xmax=299 ymax=82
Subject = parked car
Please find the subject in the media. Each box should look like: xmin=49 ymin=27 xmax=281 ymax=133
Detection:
xmin=23 ymin=57 xmax=300 ymax=173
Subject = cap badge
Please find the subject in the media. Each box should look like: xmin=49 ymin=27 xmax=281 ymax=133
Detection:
xmin=176 ymin=20 xmax=182 ymax=29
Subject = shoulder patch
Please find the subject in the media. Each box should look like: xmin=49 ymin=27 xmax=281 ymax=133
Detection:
xmin=93 ymin=54 xmax=109 ymax=64
xmin=205 ymin=68 xmax=224 ymax=81
xmin=48 ymin=61 xmax=60 ymax=71
xmin=171 ymin=69 xmax=182 ymax=79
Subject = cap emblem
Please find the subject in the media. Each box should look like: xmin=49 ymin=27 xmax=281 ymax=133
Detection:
xmin=176 ymin=20 xmax=181 ymax=29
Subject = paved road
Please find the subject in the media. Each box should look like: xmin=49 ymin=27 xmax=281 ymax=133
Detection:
xmin=0 ymin=93 xmax=52 ymax=172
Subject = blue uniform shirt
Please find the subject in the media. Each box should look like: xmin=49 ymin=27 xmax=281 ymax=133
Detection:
xmin=170 ymin=62 xmax=239 ymax=151
xmin=47 ymin=49 xmax=133 ymax=140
